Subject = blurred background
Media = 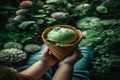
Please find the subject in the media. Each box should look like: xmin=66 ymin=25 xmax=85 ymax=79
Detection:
xmin=0 ymin=0 xmax=120 ymax=80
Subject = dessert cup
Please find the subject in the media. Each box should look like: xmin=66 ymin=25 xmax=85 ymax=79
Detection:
xmin=42 ymin=25 xmax=82 ymax=61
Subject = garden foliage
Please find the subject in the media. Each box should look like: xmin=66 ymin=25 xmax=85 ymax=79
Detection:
xmin=0 ymin=0 xmax=120 ymax=79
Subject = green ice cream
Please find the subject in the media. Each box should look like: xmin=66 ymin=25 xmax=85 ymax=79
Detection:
xmin=46 ymin=27 xmax=77 ymax=45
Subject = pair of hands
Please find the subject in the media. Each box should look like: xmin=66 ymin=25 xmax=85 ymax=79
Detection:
xmin=40 ymin=47 xmax=82 ymax=67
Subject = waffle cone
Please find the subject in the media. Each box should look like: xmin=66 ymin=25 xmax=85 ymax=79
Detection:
xmin=42 ymin=25 xmax=82 ymax=61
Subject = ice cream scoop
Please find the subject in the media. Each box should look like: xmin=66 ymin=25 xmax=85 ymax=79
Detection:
xmin=46 ymin=27 xmax=78 ymax=46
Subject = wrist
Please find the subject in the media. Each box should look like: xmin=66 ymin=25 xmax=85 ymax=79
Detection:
xmin=59 ymin=63 xmax=74 ymax=71
xmin=59 ymin=62 xmax=74 ymax=67
xmin=38 ymin=60 xmax=51 ymax=68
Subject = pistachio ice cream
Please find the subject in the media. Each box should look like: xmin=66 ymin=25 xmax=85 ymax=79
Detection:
xmin=46 ymin=27 xmax=78 ymax=45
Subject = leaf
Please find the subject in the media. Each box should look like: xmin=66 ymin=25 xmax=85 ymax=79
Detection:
xmin=20 ymin=32 xmax=35 ymax=43
xmin=18 ymin=21 xmax=35 ymax=29
xmin=0 ymin=5 xmax=16 ymax=10
xmin=34 ymin=15 xmax=46 ymax=18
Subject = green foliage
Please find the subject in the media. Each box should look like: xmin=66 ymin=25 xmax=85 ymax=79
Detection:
xmin=3 ymin=42 xmax=23 ymax=50
xmin=0 ymin=31 xmax=35 ymax=44
xmin=0 ymin=0 xmax=120 ymax=79
xmin=96 ymin=5 xmax=108 ymax=13
xmin=102 ymin=0 xmax=120 ymax=7
xmin=73 ymin=3 xmax=91 ymax=16
xmin=94 ymin=25 xmax=120 ymax=55
xmin=92 ymin=54 xmax=120 ymax=74
xmin=76 ymin=13 xmax=120 ymax=79
xmin=0 ymin=48 xmax=27 ymax=66
xmin=76 ymin=17 xmax=103 ymax=30
xmin=18 ymin=21 xmax=35 ymax=29
xmin=80 ymin=30 xmax=105 ymax=48
xmin=24 ymin=44 xmax=41 ymax=53
xmin=0 ymin=0 xmax=22 ymax=25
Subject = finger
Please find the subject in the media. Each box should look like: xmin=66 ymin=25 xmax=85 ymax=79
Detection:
xmin=41 ymin=47 xmax=49 ymax=56
xmin=44 ymin=47 xmax=49 ymax=53
xmin=72 ymin=48 xmax=82 ymax=59
xmin=48 ymin=51 xmax=52 ymax=55
xmin=49 ymin=51 xmax=58 ymax=61
xmin=40 ymin=47 xmax=50 ymax=60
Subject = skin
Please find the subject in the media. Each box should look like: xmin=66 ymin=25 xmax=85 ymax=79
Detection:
xmin=20 ymin=47 xmax=82 ymax=80
xmin=20 ymin=47 xmax=57 ymax=80
xmin=52 ymin=48 xmax=82 ymax=80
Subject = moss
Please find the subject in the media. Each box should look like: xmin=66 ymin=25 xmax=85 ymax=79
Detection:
xmin=24 ymin=44 xmax=41 ymax=53
xmin=96 ymin=5 xmax=108 ymax=13
xmin=16 ymin=9 xmax=28 ymax=15
xmin=0 ymin=48 xmax=27 ymax=66
xmin=4 ymin=42 xmax=23 ymax=50
xmin=76 ymin=17 xmax=103 ymax=30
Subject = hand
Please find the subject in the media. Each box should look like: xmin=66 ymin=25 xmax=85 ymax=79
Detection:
xmin=59 ymin=47 xmax=82 ymax=66
xmin=40 ymin=47 xmax=57 ymax=67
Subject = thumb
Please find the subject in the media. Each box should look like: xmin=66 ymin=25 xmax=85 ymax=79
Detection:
xmin=73 ymin=47 xmax=82 ymax=60
xmin=41 ymin=47 xmax=49 ymax=56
